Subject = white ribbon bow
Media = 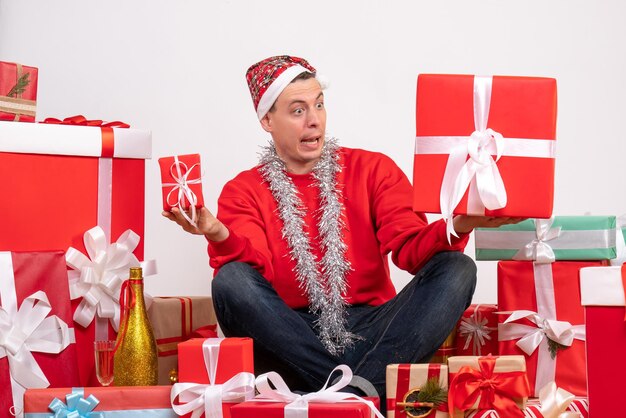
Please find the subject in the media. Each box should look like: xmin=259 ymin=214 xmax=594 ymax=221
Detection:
xmin=170 ymin=373 xmax=255 ymax=418
xmin=0 ymin=291 xmax=73 ymax=417
xmin=458 ymin=305 xmax=496 ymax=355
xmin=65 ymin=226 xmax=156 ymax=331
xmin=0 ymin=291 xmax=72 ymax=388
xmin=537 ymin=382 xmax=577 ymax=418
xmin=466 ymin=382 xmax=580 ymax=417
xmin=498 ymin=310 xmax=585 ymax=356
xmin=254 ymin=364 xmax=384 ymax=418
xmin=440 ymin=76 xmax=508 ymax=240
xmin=171 ymin=338 xmax=255 ymax=418
xmin=163 ymin=156 xmax=202 ymax=226
xmin=512 ymin=217 xmax=562 ymax=264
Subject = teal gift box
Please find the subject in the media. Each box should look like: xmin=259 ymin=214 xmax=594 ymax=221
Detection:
xmin=475 ymin=216 xmax=618 ymax=261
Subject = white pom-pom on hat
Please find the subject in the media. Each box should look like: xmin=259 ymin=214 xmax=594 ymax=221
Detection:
xmin=316 ymin=73 xmax=330 ymax=90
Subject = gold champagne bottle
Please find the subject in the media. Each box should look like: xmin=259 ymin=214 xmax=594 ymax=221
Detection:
xmin=113 ymin=267 xmax=158 ymax=386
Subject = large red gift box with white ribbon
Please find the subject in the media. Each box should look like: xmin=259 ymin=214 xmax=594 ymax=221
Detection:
xmin=580 ymin=265 xmax=626 ymax=418
xmin=413 ymin=74 xmax=557 ymax=223
xmin=0 ymin=251 xmax=79 ymax=418
xmin=0 ymin=120 xmax=150 ymax=253
xmin=0 ymin=120 xmax=151 ymax=387
xmin=497 ymin=261 xmax=605 ymax=397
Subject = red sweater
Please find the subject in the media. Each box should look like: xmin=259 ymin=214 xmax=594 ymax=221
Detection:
xmin=208 ymin=147 xmax=469 ymax=309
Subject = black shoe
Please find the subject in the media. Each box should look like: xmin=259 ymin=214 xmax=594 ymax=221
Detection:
xmin=333 ymin=374 xmax=379 ymax=398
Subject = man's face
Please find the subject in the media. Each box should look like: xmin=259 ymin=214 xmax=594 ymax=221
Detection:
xmin=260 ymin=77 xmax=326 ymax=174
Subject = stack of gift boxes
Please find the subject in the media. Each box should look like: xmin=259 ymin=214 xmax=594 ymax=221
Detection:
xmin=3 ymin=62 xmax=626 ymax=418
xmin=0 ymin=62 xmax=216 ymax=417
xmin=401 ymin=74 xmax=626 ymax=417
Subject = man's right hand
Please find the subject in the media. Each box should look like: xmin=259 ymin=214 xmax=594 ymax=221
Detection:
xmin=162 ymin=207 xmax=230 ymax=242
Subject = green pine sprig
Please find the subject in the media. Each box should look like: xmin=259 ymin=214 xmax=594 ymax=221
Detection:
xmin=7 ymin=72 xmax=31 ymax=97
xmin=416 ymin=377 xmax=448 ymax=406
xmin=547 ymin=338 xmax=568 ymax=359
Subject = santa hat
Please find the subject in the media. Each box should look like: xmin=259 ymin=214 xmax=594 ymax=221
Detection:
xmin=246 ymin=55 xmax=319 ymax=120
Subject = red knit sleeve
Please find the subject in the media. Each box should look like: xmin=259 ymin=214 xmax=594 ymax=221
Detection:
xmin=207 ymin=175 xmax=275 ymax=279
xmin=370 ymin=153 xmax=469 ymax=274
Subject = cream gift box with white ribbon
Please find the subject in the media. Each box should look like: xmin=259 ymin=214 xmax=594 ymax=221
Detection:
xmin=148 ymin=296 xmax=217 ymax=385
xmin=386 ymin=363 xmax=449 ymax=418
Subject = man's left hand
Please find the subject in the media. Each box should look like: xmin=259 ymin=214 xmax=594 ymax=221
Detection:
xmin=453 ymin=215 xmax=526 ymax=234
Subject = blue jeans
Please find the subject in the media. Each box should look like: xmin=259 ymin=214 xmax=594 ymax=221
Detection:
xmin=212 ymin=251 xmax=476 ymax=403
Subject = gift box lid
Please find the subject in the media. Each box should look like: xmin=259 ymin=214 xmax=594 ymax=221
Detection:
xmin=24 ymin=386 xmax=174 ymax=413
xmin=0 ymin=120 xmax=151 ymax=159
xmin=580 ymin=265 xmax=626 ymax=306
xmin=416 ymin=74 xmax=557 ymax=139
xmin=448 ymin=355 xmax=526 ymax=373
xmin=230 ymin=396 xmax=380 ymax=418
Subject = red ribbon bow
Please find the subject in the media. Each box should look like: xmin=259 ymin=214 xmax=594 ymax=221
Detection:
xmin=40 ymin=114 xmax=130 ymax=157
xmin=448 ymin=356 xmax=530 ymax=418
xmin=191 ymin=323 xmax=218 ymax=338
xmin=113 ymin=279 xmax=139 ymax=354
xmin=41 ymin=114 xmax=130 ymax=128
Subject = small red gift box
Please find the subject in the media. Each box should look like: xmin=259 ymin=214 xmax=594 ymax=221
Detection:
xmin=455 ymin=304 xmax=498 ymax=356
xmin=413 ymin=74 xmax=557 ymax=224
xmin=497 ymin=261 xmax=604 ymax=397
xmin=448 ymin=355 xmax=530 ymax=418
xmin=173 ymin=338 xmax=255 ymax=418
xmin=159 ymin=154 xmax=204 ymax=212
xmin=147 ymin=296 xmax=217 ymax=385
xmin=386 ymin=364 xmax=448 ymax=418
xmin=23 ymin=386 xmax=175 ymax=417
xmin=0 ymin=120 xmax=151 ymax=387
xmin=0 ymin=61 xmax=38 ymax=122
xmin=0 ymin=251 xmax=79 ymax=417
xmin=580 ymin=265 xmax=626 ymax=418
xmin=177 ymin=338 xmax=254 ymax=384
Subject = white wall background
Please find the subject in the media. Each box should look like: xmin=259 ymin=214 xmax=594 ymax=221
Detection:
xmin=1 ymin=0 xmax=624 ymax=303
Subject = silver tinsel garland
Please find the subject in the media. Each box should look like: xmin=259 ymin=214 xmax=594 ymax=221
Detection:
xmin=258 ymin=138 xmax=357 ymax=355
